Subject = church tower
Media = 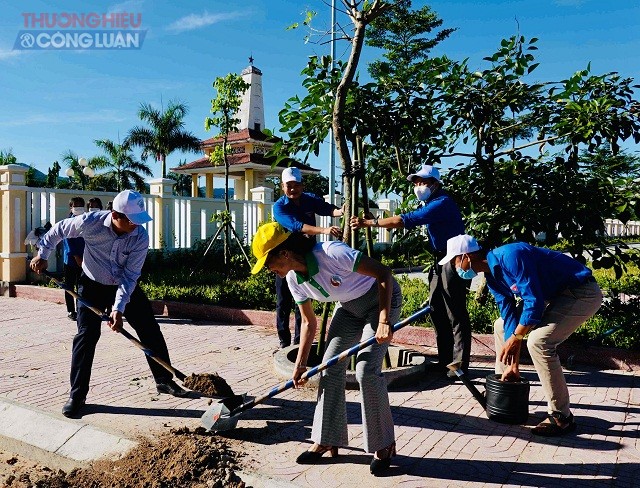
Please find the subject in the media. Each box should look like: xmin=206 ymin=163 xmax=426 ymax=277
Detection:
xmin=238 ymin=57 xmax=265 ymax=131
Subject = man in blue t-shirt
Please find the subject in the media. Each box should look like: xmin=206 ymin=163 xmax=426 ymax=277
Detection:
xmin=272 ymin=167 xmax=344 ymax=349
xmin=351 ymin=165 xmax=470 ymax=377
xmin=440 ymin=234 xmax=602 ymax=436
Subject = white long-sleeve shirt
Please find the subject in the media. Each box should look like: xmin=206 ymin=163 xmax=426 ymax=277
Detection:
xmin=37 ymin=210 xmax=149 ymax=313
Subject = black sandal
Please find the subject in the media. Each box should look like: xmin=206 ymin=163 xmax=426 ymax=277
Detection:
xmin=531 ymin=412 xmax=576 ymax=437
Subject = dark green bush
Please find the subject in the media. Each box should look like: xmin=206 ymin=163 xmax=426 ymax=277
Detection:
xmin=138 ymin=246 xmax=640 ymax=350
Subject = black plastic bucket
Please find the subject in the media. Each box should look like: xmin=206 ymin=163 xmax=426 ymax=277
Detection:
xmin=484 ymin=374 xmax=530 ymax=424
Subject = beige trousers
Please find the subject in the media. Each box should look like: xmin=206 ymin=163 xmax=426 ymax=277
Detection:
xmin=494 ymin=281 xmax=602 ymax=416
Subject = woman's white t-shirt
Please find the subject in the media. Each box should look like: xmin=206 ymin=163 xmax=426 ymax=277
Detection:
xmin=287 ymin=241 xmax=375 ymax=304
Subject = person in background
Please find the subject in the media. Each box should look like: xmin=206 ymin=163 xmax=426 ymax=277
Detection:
xmin=87 ymin=197 xmax=103 ymax=212
xmin=271 ymin=167 xmax=344 ymax=349
xmin=30 ymin=190 xmax=188 ymax=418
xmin=106 ymin=201 xmax=113 ymax=211
xmin=440 ymin=234 xmax=602 ymax=436
xmin=251 ymin=222 xmax=402 ymax=475
xmin=63 ymin=197 xmax=85 ymax=321
xmin=351 ymin=164 xmax=471 ymax=378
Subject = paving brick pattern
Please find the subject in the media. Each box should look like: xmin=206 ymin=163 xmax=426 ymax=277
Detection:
xmin=0 ymin=297 xmax=638 ymax=487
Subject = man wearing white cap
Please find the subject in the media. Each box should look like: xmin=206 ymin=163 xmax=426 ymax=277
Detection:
xmin=350 ymin=164 xmax=471 ymax=377
xmin=31 ymin=190 xmax=187 ymax=418
xmin=440 ymin=234 xmax=602 ymax=436
xmin=272 ymin=167 xmax=344 ymax=349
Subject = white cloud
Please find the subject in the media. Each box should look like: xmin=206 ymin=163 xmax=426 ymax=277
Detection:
xmin=166 ymin=11 xmax=245 ymax=33
xmin=0 ymin=49 xmax=24 ymax=61
xmin=0 ymin=110 xmax=128 ymax=128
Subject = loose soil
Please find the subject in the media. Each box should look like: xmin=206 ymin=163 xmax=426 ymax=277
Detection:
xmin=184 ymin=373 xmax=235 ymax=398
xmin=2 ymin=427 xmax=247 ymax=488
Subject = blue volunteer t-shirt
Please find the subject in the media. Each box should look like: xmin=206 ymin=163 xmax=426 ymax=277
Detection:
xmin=400 ymin=190 xmax=465 ymax=253
xmin=485 ymin=242 xmax=594 ymax=339
xmin=273 ymin=192 xmax=338 ymax=233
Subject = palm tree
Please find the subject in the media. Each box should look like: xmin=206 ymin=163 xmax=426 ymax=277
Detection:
xmin=167 ymin=169 xmax=197 ymax=196
xmin=126 ymin=100 xmax=202 ymax=178
xmin=93 ymin=139 xmax=152 ymax=192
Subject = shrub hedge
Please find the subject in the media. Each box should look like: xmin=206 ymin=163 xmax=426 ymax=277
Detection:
xmin=138 ymin=243 xmax=640 ymax=350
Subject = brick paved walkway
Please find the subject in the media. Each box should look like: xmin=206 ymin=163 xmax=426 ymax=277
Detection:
xmin=0 ymin=297 xmax=638 ymax=487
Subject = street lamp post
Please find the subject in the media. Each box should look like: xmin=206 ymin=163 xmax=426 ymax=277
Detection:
xmin=65 ymin=157 xmax=95 ymax=190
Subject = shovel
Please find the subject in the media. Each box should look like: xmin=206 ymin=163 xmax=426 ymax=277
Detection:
xmin=201 ymin=303 xmax=432 ymax=432
xmin=44 ymin=270 xmax=188 ymax=381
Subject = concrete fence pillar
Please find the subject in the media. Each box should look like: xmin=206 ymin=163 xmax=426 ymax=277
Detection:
xmin=148 ymin=178 xmax=176 ymax=249
xmin=250 ymin=186 xmax=273 ymax=225
xmin=0 ymin=164 xmax=28 ymax=291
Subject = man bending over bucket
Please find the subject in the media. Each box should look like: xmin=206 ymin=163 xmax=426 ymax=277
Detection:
xmin=440 ymin=234 xmax=602 ymax=436
xmin=251 ymin=222 xmax=401 ymax=475
xmin=31 ymin=190 xmax=188 ymax=418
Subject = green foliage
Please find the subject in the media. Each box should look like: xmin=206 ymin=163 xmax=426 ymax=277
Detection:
xmin=575 ymin=296 xmax=640 ymax=350
xmin=395 ymin=275 xmax=430 ymax=322
xmin=45 ymin=161 xmax=61 ymax=188
xmin=92 ymin=139 xmax=152 ymax=192
xmin=466 ymin=293 xmax=500 ymax=334
xmin=126 ymin=100 xmax=201 ymax=178
xmin=0 ymin=149 xmax=17 ymax=165
xmin=204 ymin=74 xmax=250 ymax=136
xmin=204 ymin=73 xmax=251 ymax=264
xmin=167 ymin=170 xmax=195 ymax=196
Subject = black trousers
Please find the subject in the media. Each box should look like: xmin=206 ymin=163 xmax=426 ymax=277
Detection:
xmin=70 ymin=274 xmax=173 ymax=401
xmin=275 ymin=274 xmax=301 ymax=347
xmin=63 ymin=263 xmax=81 ymax=314
xmin=428 ymin=260 xmax=472 ymax=371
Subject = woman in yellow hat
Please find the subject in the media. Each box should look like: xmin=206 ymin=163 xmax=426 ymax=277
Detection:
xmin=251 ymin=222 xmax=402 ymax=475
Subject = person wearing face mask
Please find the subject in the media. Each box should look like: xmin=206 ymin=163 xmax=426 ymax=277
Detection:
xmin=440 ymin=234 xmax=602 ymax=436
xmin=350 ymin=164 xmax=471 ymax=378
xmin=63 ymin=197 xmax=86 ymax=321
xmin=87 ymin=197 xmax=104 ymax=212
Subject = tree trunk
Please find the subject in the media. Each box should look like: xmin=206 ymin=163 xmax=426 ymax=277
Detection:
xmin=333 ymin=1 xmax=388 ymax=242
xmin=223 ymin=137 xmax=230 ymax=264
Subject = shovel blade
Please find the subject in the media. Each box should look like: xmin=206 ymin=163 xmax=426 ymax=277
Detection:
xmin=201 ymin=394 xmax=250 ymax=432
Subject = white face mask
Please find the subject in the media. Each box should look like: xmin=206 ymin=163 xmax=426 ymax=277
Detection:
xmin=88 ymin=207 xmax=101 ymax=212
xmin=71 ymin=207 xmax=85 ymax=216
xmin=413 ymin=185 xmax=432 ymax=202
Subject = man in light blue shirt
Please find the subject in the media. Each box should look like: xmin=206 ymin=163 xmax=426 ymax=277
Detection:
xmin=31 ymin=190 xmax=187 ymax=418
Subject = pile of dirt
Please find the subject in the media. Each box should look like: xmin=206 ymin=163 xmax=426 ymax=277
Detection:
xmin=184 ymin=373 xmax=235 ymax=398
xmin=6 ymin=427 xmax=246 ymax=488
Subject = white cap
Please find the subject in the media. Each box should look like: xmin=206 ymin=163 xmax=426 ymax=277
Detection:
xmin=438 ymin=234 xmax=481 ymax=265
xmin=407 ymin=164 xmax=441 ymax=183
xmin=112 ymin=190 xmax=152 ymax=225
xmin=282 ymin=167 xmax=302 ymax=183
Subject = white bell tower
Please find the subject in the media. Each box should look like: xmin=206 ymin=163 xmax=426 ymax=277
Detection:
xmin=239 ymin=56 xmax=265 ymax=131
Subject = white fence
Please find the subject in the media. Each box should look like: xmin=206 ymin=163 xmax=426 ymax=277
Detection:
xmin=4 ymin=163 xmax=639 ymax=285
xmin=21 ymin=188 xmax=640 ymax=252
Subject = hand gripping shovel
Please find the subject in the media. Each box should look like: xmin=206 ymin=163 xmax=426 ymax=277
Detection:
xmin=201 ymin=303 xmax=432 ymax=432
xmin=44 ymin=271 xmax=188 ymax=381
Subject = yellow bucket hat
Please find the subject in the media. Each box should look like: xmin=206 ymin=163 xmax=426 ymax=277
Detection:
xmin=251 ymin=222 xmax=291 ymax=274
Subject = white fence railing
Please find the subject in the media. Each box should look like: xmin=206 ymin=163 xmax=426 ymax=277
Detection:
xmin=3 ymin=160 xmax=640 ymax=285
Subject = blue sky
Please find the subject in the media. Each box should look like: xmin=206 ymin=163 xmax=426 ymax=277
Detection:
xmin=0 ymin=0 xmax=638 ymax=183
